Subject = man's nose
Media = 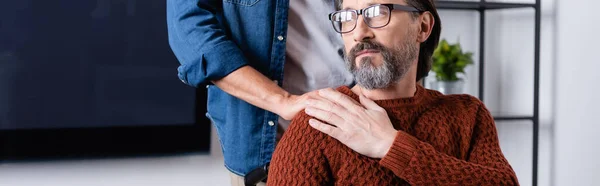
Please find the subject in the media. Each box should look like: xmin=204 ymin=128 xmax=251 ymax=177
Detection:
xmin=353 ymin=16 xmax=375 ymax=42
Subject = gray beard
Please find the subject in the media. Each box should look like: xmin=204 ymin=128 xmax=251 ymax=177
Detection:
xmin=346 ymin=41 xmax=417 ymax=90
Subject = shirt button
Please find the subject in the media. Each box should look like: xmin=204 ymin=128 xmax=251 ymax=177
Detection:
xmin=206 ymin=85 xmax=210 ymax=89
xmin=268 ymin=121 xmax=275 ymax=126
xmin=277 ymin=35 xmax=284 ymax=41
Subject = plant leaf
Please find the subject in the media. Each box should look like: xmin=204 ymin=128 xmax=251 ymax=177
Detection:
xmin=430 ymin=39 xmax=474 ymax=81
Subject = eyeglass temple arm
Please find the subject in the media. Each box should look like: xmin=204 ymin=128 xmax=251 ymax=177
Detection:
xmin=391 ymin=4 xmax=421 ymax=12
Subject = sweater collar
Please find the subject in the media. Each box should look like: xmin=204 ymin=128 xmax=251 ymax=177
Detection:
xmin=336 ymin=84 xmax=427 ymax=108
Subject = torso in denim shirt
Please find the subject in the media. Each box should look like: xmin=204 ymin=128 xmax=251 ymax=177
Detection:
xmin=207 ymin=0 xmax=350 ymax=176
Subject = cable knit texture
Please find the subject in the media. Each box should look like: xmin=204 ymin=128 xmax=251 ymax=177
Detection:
xmin=267 ymin=85 xmax=519 ymax=186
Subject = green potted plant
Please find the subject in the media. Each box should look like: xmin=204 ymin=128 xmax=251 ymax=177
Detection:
xmin=430 ymin=39 xmax=474 ymax=94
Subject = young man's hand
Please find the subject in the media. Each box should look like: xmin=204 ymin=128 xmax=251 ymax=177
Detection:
xmin=277 ymin=91 xmax=319 ymax=120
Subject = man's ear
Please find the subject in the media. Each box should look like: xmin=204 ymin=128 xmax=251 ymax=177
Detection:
xmin=417 ymin=12 xmax=435 ymax=43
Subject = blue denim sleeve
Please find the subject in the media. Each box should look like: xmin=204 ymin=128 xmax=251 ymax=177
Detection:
xmin=167 ymin=0 xmax=248 ymax=87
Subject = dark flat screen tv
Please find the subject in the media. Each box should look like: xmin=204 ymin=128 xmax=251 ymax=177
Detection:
xmin=0 ymin=0 xmax=210 ymax=160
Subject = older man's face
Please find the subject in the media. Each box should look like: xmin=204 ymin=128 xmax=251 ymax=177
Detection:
xmin=341 ymin=0 xmax=420 ymax=89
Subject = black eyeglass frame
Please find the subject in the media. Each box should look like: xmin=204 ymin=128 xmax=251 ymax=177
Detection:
xmin=328 ymin=4 xmax=422 ymax=34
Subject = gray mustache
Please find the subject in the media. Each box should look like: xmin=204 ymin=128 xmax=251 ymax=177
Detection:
xmin=349 ymin=41 xmax=386 ymax=58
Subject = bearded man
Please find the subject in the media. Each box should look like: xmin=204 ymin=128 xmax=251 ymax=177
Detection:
xmin=267 ymin=0 xmax=519 ymax=185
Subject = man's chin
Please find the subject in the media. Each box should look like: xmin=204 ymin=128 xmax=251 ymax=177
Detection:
xmin=355 ymin=58 xmax=383 ymax=69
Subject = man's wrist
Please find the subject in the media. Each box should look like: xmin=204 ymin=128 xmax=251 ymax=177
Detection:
xmin=269 ymin=91 xmax=292 ymax=114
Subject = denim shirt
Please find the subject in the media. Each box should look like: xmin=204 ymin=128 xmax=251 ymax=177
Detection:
xmin=167 ymin=0 xmax=293 ymax=176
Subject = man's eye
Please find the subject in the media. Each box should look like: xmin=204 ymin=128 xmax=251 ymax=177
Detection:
xmin=336 ymin=12 xmax=355 ymax=22
xmin=365 ymin=7 xmax=382 ymax=17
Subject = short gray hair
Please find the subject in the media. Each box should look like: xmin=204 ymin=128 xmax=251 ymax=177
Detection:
xmin=334 ymin=0 xmax=343 ymax=10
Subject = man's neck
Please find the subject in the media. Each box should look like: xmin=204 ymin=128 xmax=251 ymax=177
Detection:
xmin=351 ymin=78 xmax=418 ymax=100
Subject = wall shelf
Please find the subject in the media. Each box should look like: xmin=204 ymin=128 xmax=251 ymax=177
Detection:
xmin=494 ymin=116 xmax=535 ymax=121
xmin=436 ymin=1 xmax=536 ymax=10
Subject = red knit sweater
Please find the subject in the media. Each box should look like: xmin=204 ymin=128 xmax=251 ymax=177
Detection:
xmin=267 ymin=85 xmax=519 ymax=185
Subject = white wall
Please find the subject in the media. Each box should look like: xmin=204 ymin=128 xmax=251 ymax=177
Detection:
xmin=554 ymin=0 xmax=600 ymax=185
xmin=424 ymin=0 xmax=558 ymax=185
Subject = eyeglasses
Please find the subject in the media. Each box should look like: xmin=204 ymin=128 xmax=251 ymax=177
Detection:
xmin=328 ymin=4 xmax=422 ymax=34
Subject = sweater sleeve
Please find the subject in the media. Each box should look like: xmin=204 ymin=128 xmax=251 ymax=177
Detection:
xmin=267 ymin=112 xmax=333 ymax=185
xmin=379 ymin=103 xmax=520 ymax=186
